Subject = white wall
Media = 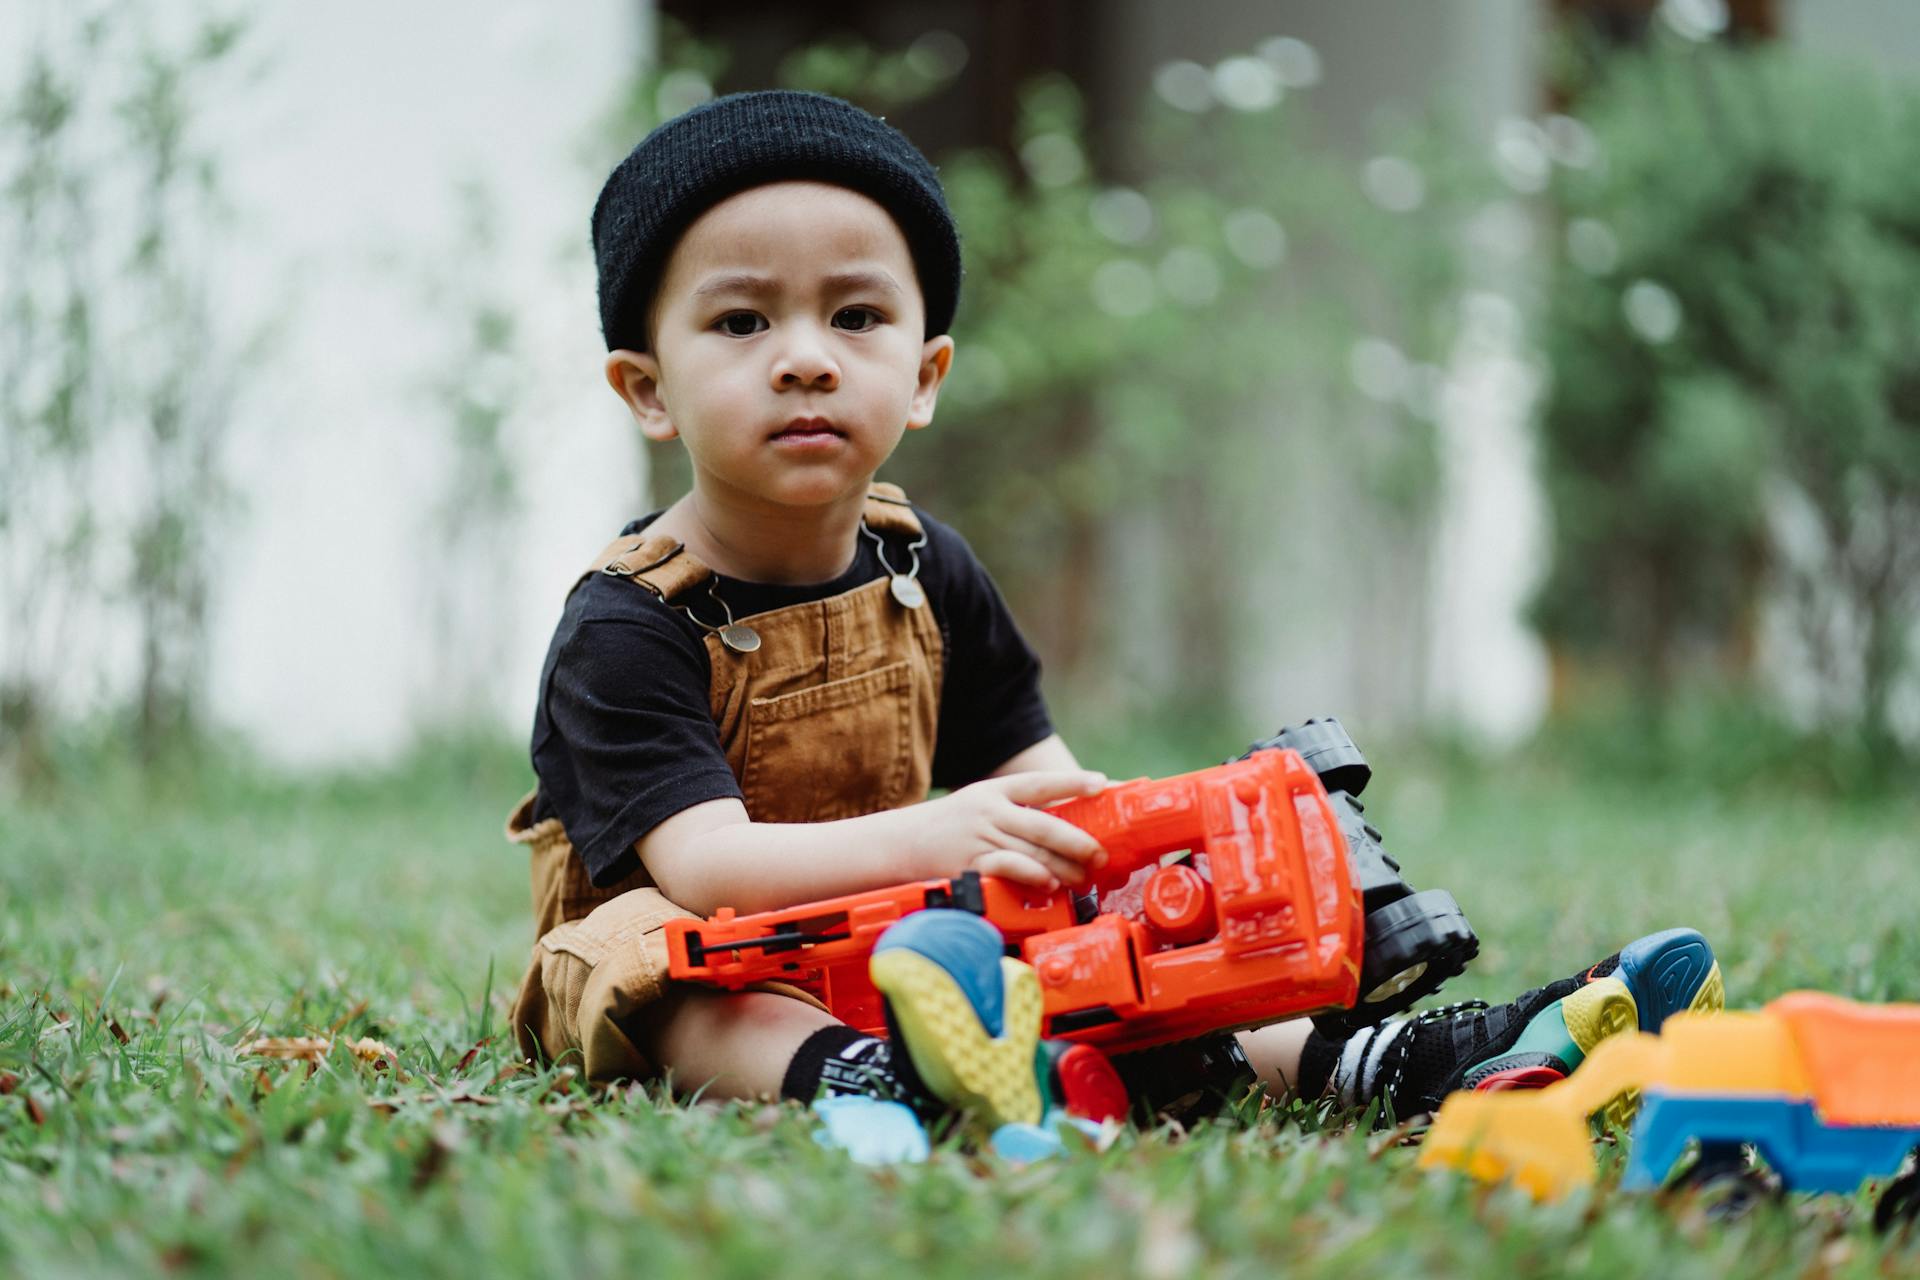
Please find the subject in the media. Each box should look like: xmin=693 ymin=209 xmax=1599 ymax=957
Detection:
xmin=188 ymin=1 xmax=648 ymax=765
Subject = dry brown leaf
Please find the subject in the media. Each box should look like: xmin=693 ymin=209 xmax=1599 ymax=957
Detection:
xmin=453 ymin=1038 xmax=493 ymax=1074
xmin=240 ymin=1036 xmax=331 ymax=1063
xmin=238 ymin=1035 xmax=399 ymax=1073
xmin=0 ymin=1071 xmax=18 ymax=1096
xmin=344 ymin=1036 xmax=399 ymax=1066
xmin=106 ymin=1017 xmax=130 ymax=1045
xmin=24 ymin=1094 xmax=46 ymax=1125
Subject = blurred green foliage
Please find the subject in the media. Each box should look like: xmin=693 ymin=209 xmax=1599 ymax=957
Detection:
xmin=0 ymin=6 xmax=255 ymax=782
xmin=1533 ymin=39 xmax=1920 ymax=758
xmin=615 ymin=22 xmax=1483 ymax=722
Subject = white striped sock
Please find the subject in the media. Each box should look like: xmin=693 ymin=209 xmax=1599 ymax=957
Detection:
xmin=1333 ymin=1019 xmax=1410 ymax=1108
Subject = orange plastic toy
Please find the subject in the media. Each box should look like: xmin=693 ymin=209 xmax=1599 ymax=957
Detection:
xmin=666 ymin=748 xmax=1365 ymax=1053
xmin=1419 ymin=993 xmax=1920 ymax=1225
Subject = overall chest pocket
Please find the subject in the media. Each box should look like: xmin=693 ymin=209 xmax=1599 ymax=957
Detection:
xmin=739 ymin=659 xmax=915 ymax=823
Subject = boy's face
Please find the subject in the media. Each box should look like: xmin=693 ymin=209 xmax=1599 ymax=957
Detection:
xmin=607 ymin=181 xmax=954 ymax=513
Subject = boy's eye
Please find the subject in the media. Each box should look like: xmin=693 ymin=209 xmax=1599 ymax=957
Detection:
xmin=833 ymin=307 xmax=881 ymax=332
xmin=717 ymin=312 xmax=767 ymax=337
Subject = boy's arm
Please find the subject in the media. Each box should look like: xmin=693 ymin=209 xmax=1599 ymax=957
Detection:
xmin=987 ymin=731 xmax=1081 ymax=775
xmin=637 ymin=766 xmax=1109 ymax=917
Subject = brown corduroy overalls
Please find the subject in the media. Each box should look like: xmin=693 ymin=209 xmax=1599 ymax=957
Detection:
xmin=506 ymin=483 xmax=944 ymax=1083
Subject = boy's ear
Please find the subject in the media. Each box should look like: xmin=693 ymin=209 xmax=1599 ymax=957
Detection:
xmin=905 ymin=335 xmax=955 ymax=431
xmin=605 ymin=350 xmax=677 ymax=441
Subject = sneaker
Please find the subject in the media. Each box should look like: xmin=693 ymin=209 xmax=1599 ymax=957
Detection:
xmin=1353 ymin=926 xmax=1723 ymax=1120
xmin=869 ymin=909 xmax=1048 ymax=1130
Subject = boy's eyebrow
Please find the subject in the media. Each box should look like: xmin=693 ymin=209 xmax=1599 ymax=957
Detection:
xmin=690 ymin=269 xmax=906 ymax=301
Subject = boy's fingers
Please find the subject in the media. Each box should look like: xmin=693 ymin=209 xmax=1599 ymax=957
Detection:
xmin=1000 ymin=805 xmax=1105 ymax=865
xmin=971 ymin=850 xmax=1062 ymax=890
xmin=982 ymin=834 xmax=1088 ymax=886
xmin=994 ymin=770 xmax=1109 ymax=806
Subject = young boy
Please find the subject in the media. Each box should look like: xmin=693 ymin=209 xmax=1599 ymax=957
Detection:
xmin=507 ymin=90 xmax=1721 ymax=1133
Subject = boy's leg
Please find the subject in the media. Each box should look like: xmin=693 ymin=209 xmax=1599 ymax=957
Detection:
xmin=639 ymin=987 xmax=971 ymax=1112
xmin=1237 ymin=1019 xmax=1314 ymax=1097
xmin=1279 ymin=926 xmax=1723 ymax=1120
xmin=636 ymin=987 xmax=851 ymax=1102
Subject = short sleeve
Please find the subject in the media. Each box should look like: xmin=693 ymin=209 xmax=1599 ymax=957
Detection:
xmin=532 ymin=593 xmax=745 ymax=887
xmin=919 ymin=512 xmax=1056 ymax=789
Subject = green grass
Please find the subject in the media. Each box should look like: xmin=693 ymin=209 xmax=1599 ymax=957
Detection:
xmin=3 ymin=739 xmax=1917 ymax=1278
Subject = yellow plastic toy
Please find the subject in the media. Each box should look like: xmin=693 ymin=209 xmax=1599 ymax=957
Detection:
xmin=1418 ymin=992 xmax=1920 ymax=1228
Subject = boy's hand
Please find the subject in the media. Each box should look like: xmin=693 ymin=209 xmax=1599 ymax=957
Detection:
xmin=908 ymin=771 xmax=1111 ymax=890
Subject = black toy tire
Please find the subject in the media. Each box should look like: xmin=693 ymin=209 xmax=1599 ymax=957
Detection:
xmin=1311 ymin=889 xmax=1479 ymax=1039
xmin=1876 ymin=1164 xmax=1920 ymax=1235
xmin=1673 ymin=1146 xmax=1779 ymax=1223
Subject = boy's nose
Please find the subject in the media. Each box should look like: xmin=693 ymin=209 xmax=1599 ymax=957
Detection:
xmin=770 ymin=325 xmax=840 ymax=391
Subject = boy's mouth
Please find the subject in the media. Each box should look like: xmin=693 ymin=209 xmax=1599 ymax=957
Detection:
xmin=770 ymin=416 xmax=845 ymax=441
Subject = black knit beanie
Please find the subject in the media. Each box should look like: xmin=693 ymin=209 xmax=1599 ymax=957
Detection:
xmin=592 ymin=90 xmax=962 ymax=353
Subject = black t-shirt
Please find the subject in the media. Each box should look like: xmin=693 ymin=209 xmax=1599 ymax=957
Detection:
xmin=530 ymin=506 xmax=1054 ymax=887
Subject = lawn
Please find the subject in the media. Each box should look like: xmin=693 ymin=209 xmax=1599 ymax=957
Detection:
xmin=3 ymin=736 xmax=1916 ymax=1278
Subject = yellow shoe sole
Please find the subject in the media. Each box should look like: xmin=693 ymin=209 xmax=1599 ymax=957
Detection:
xmin=870 ymin=949 xmax=1044 ymax=1130
xmin=1567 ymin=960 xmax=1725 ymax=1131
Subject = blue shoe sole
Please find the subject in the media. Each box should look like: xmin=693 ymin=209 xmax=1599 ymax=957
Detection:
xmin=1613 ymin=927 xmax=1723 ymax=1031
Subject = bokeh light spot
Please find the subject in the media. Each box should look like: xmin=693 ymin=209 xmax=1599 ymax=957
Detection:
xmin=905 ymin=30 xmax=968 ymax=81
xmin=1350 ymin=337 xmax=1408 ymax=403
xmin=1660 ymin=0 xmax=1730 ymax=41
xmin=656 ymin=70 xmax=713 ymax=119
xmin=1543 ymin=114 xmax=1598 ymax=169
xmin=1623 ymin=279 xmax=1682 ymax=343
xmin=1223 ymin=208 xmax=1287 ymax=268
xmin=1020 ymin=133 xmax=1086 ymax=188
xmin=1159 ymin=247 xmax=1222 ymax=306
xmin=1492 ymin=118 xmax=1551 ymax=193
xmin=1091 ymin=259 xmax=1156 ymax=317
xmin=1212 ymin=56 xmax=1282 ymax=112
xmin=1089 ymin=188 xmax=1155 ymax=245
xmin=1257 ymin=36 xmax=1322 ymax=89
xmin=1152 ymin=60 xmax=1214 ymax=113
xmin=1362 ymin=156 xmax=1426 ymax=212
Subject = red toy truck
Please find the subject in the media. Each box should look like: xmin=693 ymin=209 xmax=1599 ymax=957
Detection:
xmin=667 ymin=721 xmax=1477 ymax=1055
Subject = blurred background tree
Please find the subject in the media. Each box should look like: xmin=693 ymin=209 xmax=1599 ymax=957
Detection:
xmin=621 ymin=14 xmax=1481 ymax=746
xmin=5 ymin=0 xmax=1918 ymax=792
xmin=413 ymin=178 xmax=525 ymax=732
xmin=1532 ymin=13 xmax=1920 ymax=772
xmin=1 ymin=8 xmax=256 ymax=779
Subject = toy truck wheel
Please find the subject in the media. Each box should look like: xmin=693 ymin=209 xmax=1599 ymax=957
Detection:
xmin=1875 ymin=1164 xmax=1920 ymax=1235
xmin=1311 ymin=889 xmax=1479 ymax=1039
xmin=1672 ymin=1145 xmax=1779 ymax=1223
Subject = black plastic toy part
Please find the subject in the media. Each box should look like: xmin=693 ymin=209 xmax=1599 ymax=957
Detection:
xmin=1877 ymin=1155 xmax=1920 ymax=1236
xmin=1238 ymin=717 xmax=1480 ymax=1039
xmin=1669 ymin=1143 xmax=1780 ymax=1224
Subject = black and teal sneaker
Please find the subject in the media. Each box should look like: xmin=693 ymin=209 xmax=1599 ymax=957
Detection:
xmin=868 ymin=909 xmax=1129 ymax=1134
xmin=869 ymin=909 xmax=1050 ymax=1131
xmin=1347 ymin=926 xmax=1722 ymax=1121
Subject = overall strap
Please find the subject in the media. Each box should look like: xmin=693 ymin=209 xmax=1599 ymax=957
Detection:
xmin=862 ymin=481 xmax=924 ymax=539
xmin=575 ymin=481 xmax=919 ymax=604
xmin=575 ymin=535 xmax=713 ymax=605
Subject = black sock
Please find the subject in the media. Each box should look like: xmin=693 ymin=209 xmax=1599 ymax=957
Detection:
xmin=780 ymin=1025 xmax=921 ymax=1108
xmin=1294 ymin=1027 xmax=1345 ymax=1101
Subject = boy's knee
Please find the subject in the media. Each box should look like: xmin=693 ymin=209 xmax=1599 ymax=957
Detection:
xmin=513 ymin=887 xmax=829 ymax=1087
